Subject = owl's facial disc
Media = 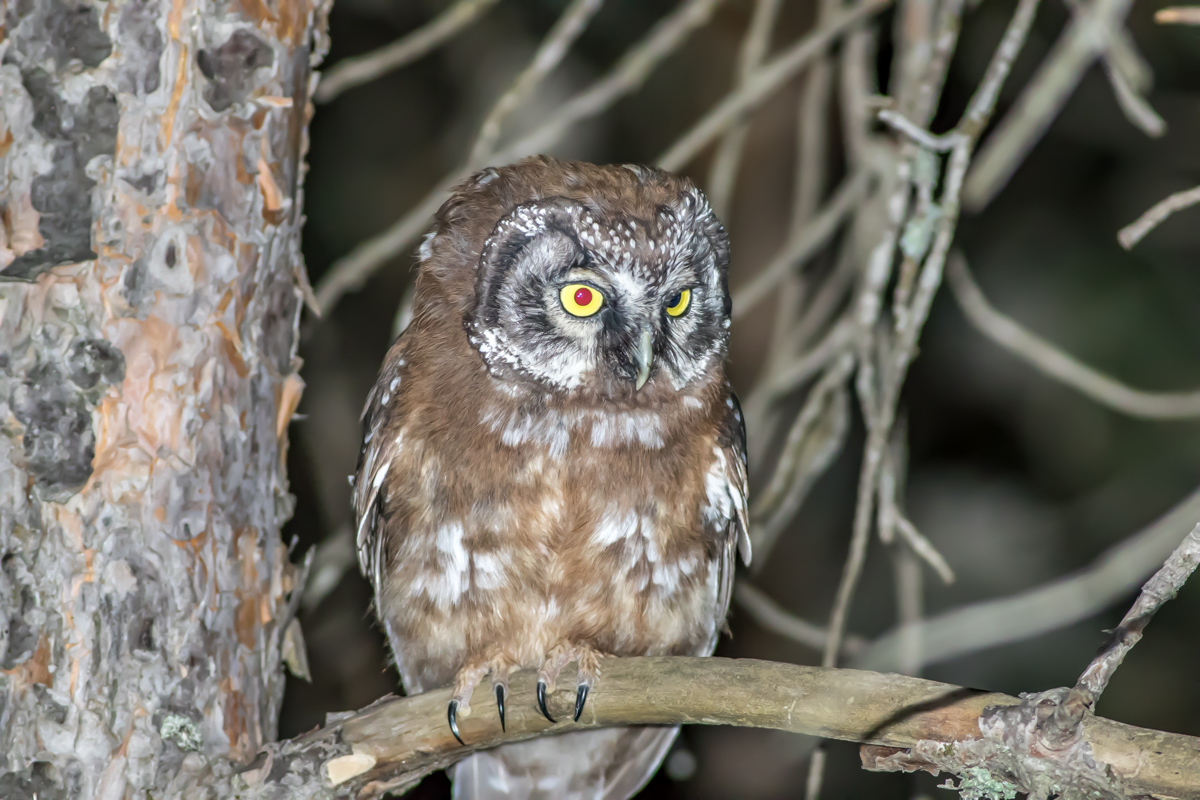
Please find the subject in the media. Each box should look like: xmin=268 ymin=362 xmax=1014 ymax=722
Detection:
xmin=467 ymin=197 xmax=730 ymax=397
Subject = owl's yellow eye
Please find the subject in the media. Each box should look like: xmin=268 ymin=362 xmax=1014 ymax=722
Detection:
xmin=560 ymin=284 xmax=604 ymax=317
xmin=665 ymin=289 xmax=691 ymax=317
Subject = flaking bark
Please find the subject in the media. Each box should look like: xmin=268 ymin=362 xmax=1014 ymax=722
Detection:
xmin=0 ymin=0 xmax=330 ymax=796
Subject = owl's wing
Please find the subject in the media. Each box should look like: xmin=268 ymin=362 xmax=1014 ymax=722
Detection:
xmin=351 ymin=335 xmax=408 ymax=596
xmin=710 ymin=388 xmax=752 ymax=636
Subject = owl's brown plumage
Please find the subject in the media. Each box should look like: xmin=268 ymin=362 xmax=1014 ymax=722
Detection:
xmin=352 ymin=156 xmax=749 ymax=799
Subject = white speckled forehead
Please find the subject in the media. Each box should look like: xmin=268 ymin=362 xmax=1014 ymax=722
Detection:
xmin=479 ymin=188 xmax=722 ymax=284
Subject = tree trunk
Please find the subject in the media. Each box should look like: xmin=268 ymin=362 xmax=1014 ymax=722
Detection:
xmin=0 ymin=0 xmax=330 ymax=796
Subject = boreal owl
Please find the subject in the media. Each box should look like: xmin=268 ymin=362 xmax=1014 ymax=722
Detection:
xmin=352 ymin=156 xmax=750 ymax=799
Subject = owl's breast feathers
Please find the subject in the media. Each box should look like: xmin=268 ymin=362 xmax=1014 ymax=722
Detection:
xmin=352 ymin=311 xmax=747 ymax=693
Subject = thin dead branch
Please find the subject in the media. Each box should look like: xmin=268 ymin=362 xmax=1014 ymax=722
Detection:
xmin=830 ymin=0 xmax=1043 ymax=677
xmin=963 ymin=0 xmax=1136 ymax=211
xmin=468 ymin=0 xmax=605 ymax=163
xmin=859 ymin=484 xmax=1200 ymax=673
xmin=878 ymin=432 xmax=955 ymax=585
xmin=869 ymin=517 xmax=1200 ymax=798
xmin=315 ymin=0 xmax=724 ymax=314
xmin=732 ymin=169 xmax=871 ymax=318
xmin=1076 ymin=522 xmax=1200 ymax=698
xmin=314 ymin=183 xmax=449 ymax=313
xmin=1156 ymin=6 xmax=1200 ymax=23
xmin=1117 ymin=183 xmax=1200 ymax=249
xmin=658 ymin=0 xmax=894 ymax=171
xmin=497 ymin=0 xmax=726 ymax=163
xmin=733 ymin=584 xmax=866 ymax=655
xmin=946 ymin=254 xmax=1200 ymax=419
xmin=315 ymin=0 xmax=500 ymax=104
xmin=1061 ymin=0 xmax=1164 ymax=137
xmin=750 ymin=356 xmax=853 ymax=563
xmin=707 ymin=0 xmax=784 ymax=219
xmin=729 ymin=169 xmax=873 ymax=319
xmin=756 ymin=316 xmax=855 ymax=403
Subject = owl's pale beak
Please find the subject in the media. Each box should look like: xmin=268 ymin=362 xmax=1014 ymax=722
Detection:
xmin=634 ymin=329 xmax=653 ymax=390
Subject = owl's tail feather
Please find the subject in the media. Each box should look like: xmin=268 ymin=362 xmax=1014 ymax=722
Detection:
xmin=451 ymin=726 xmax=679 ymax=800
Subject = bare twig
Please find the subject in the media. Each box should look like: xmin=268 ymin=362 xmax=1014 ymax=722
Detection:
xmin=732 ymin=169 xmax=872 ymax=318
xmin=1076 ymin=522 xmax=1200 ymax=698
xmin=947 ymin=255 xmax=1200 ymax=419
xmin=229 ymin=657 xmax=1200 ymax=799
xmin=1117 ymin=184 xmax=1200 ymax=249
xmin=962 ymin=0 xmax=1134 ymax=211
xmin=788 ymin=238 xmax=860 ymax=355
xmin=878 ymin=432 xmax=955 ymax=585
xmin=658 ymin=0 xmax=894 ymax=171
xmin=891 ymin=546 xmax=925 ymax=676
xmin=1004 ymin=520 xmax=1200 ymax=775
xmin=707 ymin=0 xmax=784 ymax=219
xmin=858 ymin=484 xmax=1200 ymax=674
xmin=733 ymin=583 xmax=866 ymax=655
xmin=314 ymin=0 xmax=500 ymax=104
xmin=893 ymin=515 xmax=955 ymax=585
xmin=300 ymin=525 xmax=355 ymax=612
xmin=760 ymin=0 xmax=837 ymax=414
xmin=879 ymin=420 xmax=927 ymax=676
xmin=1101 ymin=55 xmax=1166 ymax=137
xmin=758 ymin=316 xmax=855 ymax=402
xmin=829 ymin=0 xmax=1043 ymax=673
xmin=750 ymin=356 xmax=853 ymax=564
xmin=753 ymin=6 xmax=871 ymax=492
xmin=1156 ymin=6 xmax=1200 ymax=23
xmin=497 ymin=0 xmax=726 ymax=163
xmin=314 ymin=181 xmax=450 ymax=313
xmin=468 ymin=0 xmax=605 ymax=163
xmin=877 ymin=108 xmax=964 ymax=151
xmin=314 ymin=0 xmax=887 ymax=316
xmin=807 ymin=8 xmax=1046 ymax=792
xmin=791 ymin=19 xmax=835 ymax=230
xmin=1060 ymin=0 xmax=1164 ymax=137
xmin=315 ymin=0 xmax=724 ymax=313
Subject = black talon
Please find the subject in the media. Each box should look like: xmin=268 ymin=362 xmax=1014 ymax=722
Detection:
xmin=448 ymin=700 xmax=465 ymax=745
xmin=537 ymin=679 xmax=556 ymax=723
xmin=495 ymin=684 xmax=506 ymax=732
xmin=574 ymin=684 xmax=589 ymax=722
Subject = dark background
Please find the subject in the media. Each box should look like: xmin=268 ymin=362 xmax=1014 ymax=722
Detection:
xmin=279 ymin=2 xmax=1200 ymax=797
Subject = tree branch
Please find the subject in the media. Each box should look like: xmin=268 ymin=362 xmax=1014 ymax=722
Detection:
xmin=706 ymin=0 xmax=784 ymax=219
xmin=946 ymin=254 xmax=1200 ymax=419
xmin=1117 ymin=183 xmax=1200 ymax=249
xmin=962 ymin=0 xmax=1135 ymax=211
xmin=226 ymin=657 xmax=1200 ymax=799
xmin=313 ymin=0 xmax=724 ymax=313
xmin=314 ymin=0 xmax=500 ymax=103
xmin=657 ymin=0 xmax=892 ymax=172
xmin=733 ymin=584 xmax=866 ymax=655
xmin=1076 ymin=522 xmax=1200 ymax=698
xmin=858 ymin=484 xmax=1200 ymax=674
xmin=468 ymin=0 xmax=605 ymax=163
xmin=1155 ymin=6 xmax=1200 ymax=23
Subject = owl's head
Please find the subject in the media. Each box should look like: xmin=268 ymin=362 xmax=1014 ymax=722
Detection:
xmin=447 ymin=159 xmax=731 ymax=400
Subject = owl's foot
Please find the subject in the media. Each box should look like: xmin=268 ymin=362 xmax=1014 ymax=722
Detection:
xmin=535 ymin=642 xmax=605 ymax=723
xmin=447 ymin=652 xmax=517 ymax=745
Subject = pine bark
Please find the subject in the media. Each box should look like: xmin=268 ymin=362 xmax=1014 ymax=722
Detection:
xmin=0 ymin=0 xmax=330 ymax=797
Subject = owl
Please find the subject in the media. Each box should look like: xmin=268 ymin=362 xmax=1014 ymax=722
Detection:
xmin=352 ymin=156 xmax=750 ymax=799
